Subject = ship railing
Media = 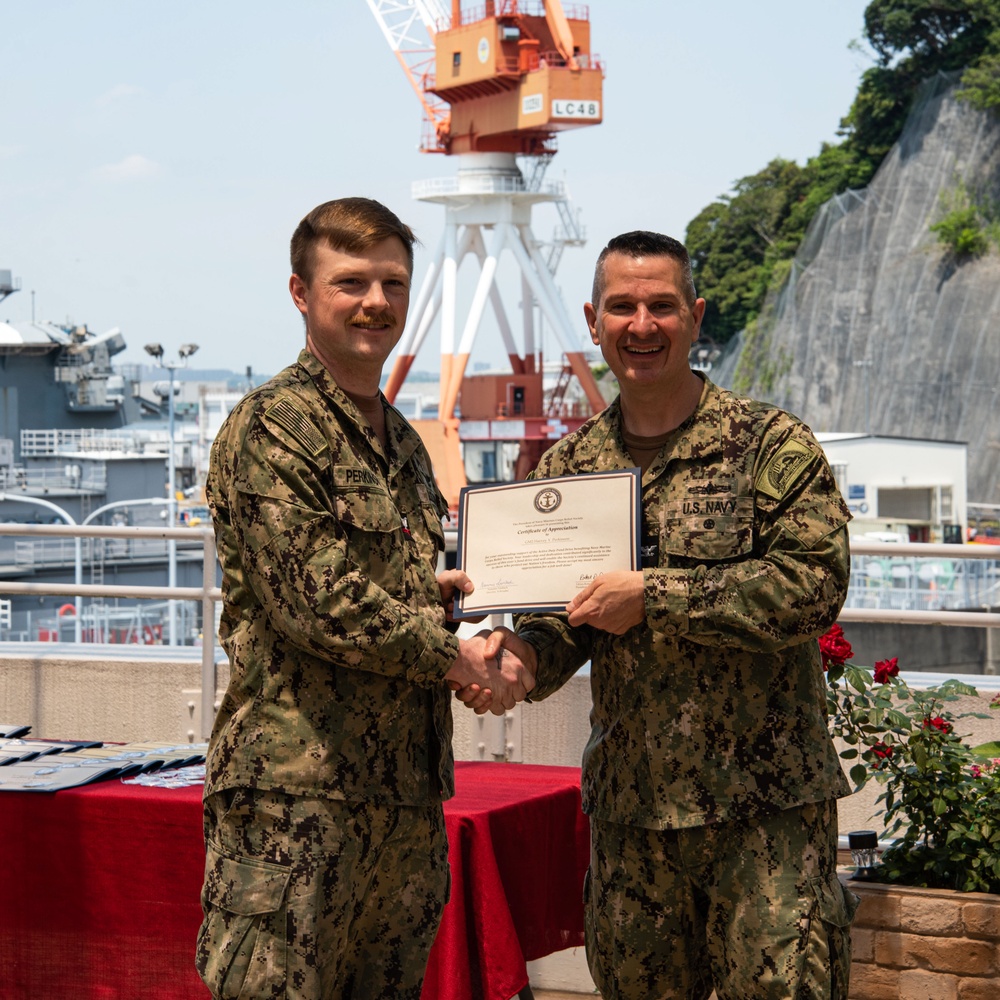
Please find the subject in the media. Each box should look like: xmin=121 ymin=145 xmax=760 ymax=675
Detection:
xmin=8 ymin=533 xmax=198 ymax=569
xmin=20 ymin=427 xmax=150 ymax=457
xmin=0 ymin=464 xmax=108 ymax=492
xmin=0 ymin=522 xmax=221 ymax=739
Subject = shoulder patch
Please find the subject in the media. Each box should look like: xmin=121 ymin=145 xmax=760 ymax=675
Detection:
xmin=263 ymin=399 xmax=327 ymax=457
xmin=757 ymin=439 xmax=815 ymax=500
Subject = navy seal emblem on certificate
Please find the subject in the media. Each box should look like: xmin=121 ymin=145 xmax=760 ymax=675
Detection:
xmin=533 ymin=487 xmax=562 ymax=514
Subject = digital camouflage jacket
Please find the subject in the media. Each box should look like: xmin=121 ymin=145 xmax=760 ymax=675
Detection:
xmin=516 ymin=377 xmax=853 ymax=830
xmin=204 ymin=350 xmax=459 ymax=806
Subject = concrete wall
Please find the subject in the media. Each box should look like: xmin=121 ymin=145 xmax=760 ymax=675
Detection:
xmin=5 ymin=653 xmax=999 ymax=843
xmin=0 ymin=651 xmax=229 ymax=744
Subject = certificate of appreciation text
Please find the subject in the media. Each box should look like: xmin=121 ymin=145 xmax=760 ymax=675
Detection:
xmin=453 ymin=469 xmax=641 ymax=618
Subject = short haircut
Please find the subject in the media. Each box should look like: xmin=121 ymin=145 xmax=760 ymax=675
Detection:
xmin=290 ymin=197 xmax=417 ymax=284
xmin=591 ymin=231 xmax=696 ymax=308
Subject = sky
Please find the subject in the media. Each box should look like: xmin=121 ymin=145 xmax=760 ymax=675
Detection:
xmin=0 ymin=0 xmax=875 ymax=380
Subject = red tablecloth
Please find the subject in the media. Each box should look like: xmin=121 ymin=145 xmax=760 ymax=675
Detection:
xmin=0 ymin=761 xmax=588 ymax=1000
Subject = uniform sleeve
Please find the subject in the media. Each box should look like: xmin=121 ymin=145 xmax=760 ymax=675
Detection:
xmin=644 ymin=423 xmax=851 ymax=653
xmin=512 ymin=612 xmax=596 ymax=701
xmin=214 ymin=404 xmax=460 ymax=684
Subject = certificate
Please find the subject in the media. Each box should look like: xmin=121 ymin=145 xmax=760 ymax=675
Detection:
xmin=454 ymin=469 xmax=641 ymax=618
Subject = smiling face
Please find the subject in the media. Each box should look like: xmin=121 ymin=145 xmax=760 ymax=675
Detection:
xmin=289 ymin=236 xmax=411 ymax=395
xmin=585 ymin=251 xmax=706 ymax=400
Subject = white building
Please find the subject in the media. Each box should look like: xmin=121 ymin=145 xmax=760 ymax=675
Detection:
xmin=818 ymin=433 xmax=967 ymax=543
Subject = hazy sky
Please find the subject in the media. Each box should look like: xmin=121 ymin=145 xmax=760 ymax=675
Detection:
xmin=1 ymin=0 xmax=873 ymax=378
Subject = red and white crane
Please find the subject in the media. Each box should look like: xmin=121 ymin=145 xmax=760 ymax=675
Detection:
xmin=365 ymin=0 xmax=606 ymax=503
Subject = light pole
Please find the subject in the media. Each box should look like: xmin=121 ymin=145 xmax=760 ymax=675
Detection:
xmin=144 ymin=342 xmax=199 ymax=645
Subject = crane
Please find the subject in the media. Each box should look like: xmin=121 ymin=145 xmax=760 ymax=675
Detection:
xmin=365 ymin=0 xmax=607 ymax=504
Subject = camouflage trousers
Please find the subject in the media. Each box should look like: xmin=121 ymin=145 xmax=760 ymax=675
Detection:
xmin=585 ymin=799 xmax=858 ymax=1000
xmin=196 ymin=788 xmax=450 ymax=1000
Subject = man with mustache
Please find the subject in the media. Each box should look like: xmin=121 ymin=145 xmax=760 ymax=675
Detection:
xmin=196 ymin=198 xmax=534 ymax=999
xmin=487 ymin=231 xmax=857 ymax=999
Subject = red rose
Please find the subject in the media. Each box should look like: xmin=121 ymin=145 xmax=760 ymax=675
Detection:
xmin=819 ymin=624 xmax=853 ymax=671
xmin=873 ymin=657 xmax=900 ymax=684
xmin=871 ymin=742 xmax=893 ymax=768
xmin=923 ymin=716 xmax=952 ymax=735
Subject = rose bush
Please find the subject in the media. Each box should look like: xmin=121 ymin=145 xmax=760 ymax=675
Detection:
xmin=821 ymin=625 xmax=1000 ymax=893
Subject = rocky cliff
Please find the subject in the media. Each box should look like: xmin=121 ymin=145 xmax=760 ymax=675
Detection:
xmin=720 ymin=73 xmax=1000 ymax=504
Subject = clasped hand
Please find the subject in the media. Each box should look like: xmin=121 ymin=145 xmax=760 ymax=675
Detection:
xmin=438 ymin=569 xmax=534 ymax=715
xmin=445 ymin=631 xmax=536 ymax=716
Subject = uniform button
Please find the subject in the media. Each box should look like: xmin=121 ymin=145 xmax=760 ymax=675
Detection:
xmin=662 ymin=625 xmax=677 ymax=636
xmin=703 ymin=518 xmax=715 ymax=529
xmin=413 ymin=672 xmax=426 ymax=683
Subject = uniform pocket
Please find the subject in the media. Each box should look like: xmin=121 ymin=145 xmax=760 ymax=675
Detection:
xmin=196 ymin=844 xmax=290 ymax=999
xmin=660 ymin=497 xmax=754 ymax=564
xmin=801 ymin=873 xmax=859 ymax=999
xmin=809 ymin=872 xmax=859 ymax=928
xmin=332 ymin=487 xmax=400 ymax=533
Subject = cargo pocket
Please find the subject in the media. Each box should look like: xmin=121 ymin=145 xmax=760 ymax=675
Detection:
xmin=196 ymin=843 xmax=291 ymax=999
xmin=802 ymin=873 xmax=859 ymax=1000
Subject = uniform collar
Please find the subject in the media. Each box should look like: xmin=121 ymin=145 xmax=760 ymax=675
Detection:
xmin=297 ymin=349 xmax=420 ymax=475
xmin=580 ymin=376 xmax=726 ymax=480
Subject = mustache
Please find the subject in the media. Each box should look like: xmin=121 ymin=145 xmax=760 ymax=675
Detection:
xmin=349 ymin=312 xmax=395 ymax=329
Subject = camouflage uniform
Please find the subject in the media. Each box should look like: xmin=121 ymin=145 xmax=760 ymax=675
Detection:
xmin=197 ymin=349 xmax=459 ymax=999
xmin=516 ymin=376 xmax=857 ymax=999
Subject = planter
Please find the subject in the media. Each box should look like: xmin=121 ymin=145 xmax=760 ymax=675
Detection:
xmin=841 ymin=872 xmax=1000 ymax=1000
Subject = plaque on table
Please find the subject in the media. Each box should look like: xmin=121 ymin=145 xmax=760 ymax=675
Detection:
xmin=0 ymin=759 xmax=129 ymax=792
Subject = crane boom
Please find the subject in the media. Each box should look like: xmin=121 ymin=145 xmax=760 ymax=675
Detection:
xmin=365 ymin=0 xmax=451 ymax=150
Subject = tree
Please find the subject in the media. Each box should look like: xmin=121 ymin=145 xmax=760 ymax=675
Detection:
xmin=687 ymin=160 xmax=808 ymax=343
xmin=686 ymin=0 xmax=1000 ymax=344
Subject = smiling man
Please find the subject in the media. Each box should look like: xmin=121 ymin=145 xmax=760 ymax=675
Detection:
xmin=196 ymin=198 xmax=533 ymax=1000
xmin=487 ymin=231 xmax=858 ymax=999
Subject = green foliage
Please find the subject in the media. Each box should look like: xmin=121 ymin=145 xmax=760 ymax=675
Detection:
xmin=732 ymin=312 xmax=792 ymax=396
xmin=687 ymin=159 xmax=809 ymax=343
xmin=929 ymin=178 xmax=1000 ymax=257
xmin=930 ymin=205 xmax=989 ymax=255
xmin=957 ymin=42 xmax=1000 ymax=108
xmin=827 ymin=648 xmax=1000 ymax=893
xmin=686 ymin=0 xmax=1000 ymax=349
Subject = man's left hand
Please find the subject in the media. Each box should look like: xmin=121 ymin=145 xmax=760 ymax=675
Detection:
xmin=566 ymin=570 xmax=645 ymax=634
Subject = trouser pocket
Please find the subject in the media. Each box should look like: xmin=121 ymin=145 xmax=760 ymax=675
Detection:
xmin=196 ymin=842 xmax=290 ymax=999
xmin=802 ymin=873 xmax=860 ymax=1000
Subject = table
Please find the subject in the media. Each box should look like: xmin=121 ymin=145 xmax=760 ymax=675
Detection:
xmin=0 ymin=762 xmax=589 ymax=1000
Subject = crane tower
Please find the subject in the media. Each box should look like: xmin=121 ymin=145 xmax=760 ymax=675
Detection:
xmin=366 ymin=0 xmax=606 ymax=503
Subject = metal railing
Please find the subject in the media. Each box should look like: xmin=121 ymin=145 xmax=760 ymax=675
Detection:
xmin=412 ymin=174 xmax=567 ymax=200
xmin=841 ymin=540 xmax=1000 ymax=628
xmin=0 ymin=464 xmax=108 ymax=492
xmin=1 ymin=529 xmax=997 ymax=736
xmin=0 ymin=522 xmax=221 ymax=738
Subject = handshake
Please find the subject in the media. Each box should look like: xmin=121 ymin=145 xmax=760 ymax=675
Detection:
xmin=436 ymin=569 xmax=536 ymax=716
xmin=445 ymin=628 xmax=537 ymax=717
